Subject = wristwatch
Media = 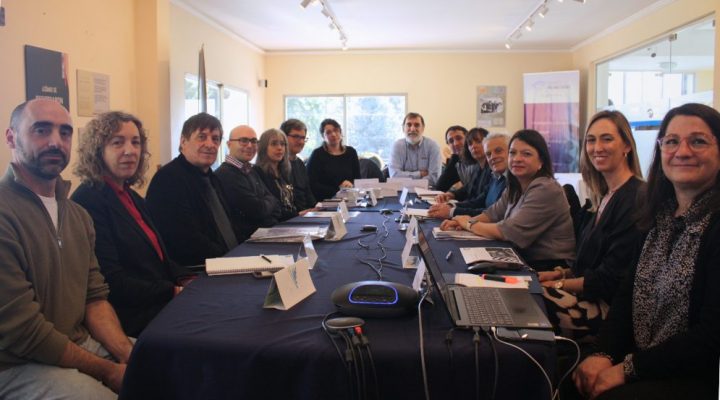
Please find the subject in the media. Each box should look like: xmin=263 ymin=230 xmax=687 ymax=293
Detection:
xmin=554 ymin=279 xmax=564 ymax=290
xmin=622 ymin=354 xmax=638 ymax=381
xmin=466 ymin=219 xmax=478 ymax=231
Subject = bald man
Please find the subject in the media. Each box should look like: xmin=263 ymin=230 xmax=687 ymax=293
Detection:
xmin=0 ymin=99 xmax=133 ymax=398
xmin=216 ymin=125 xmax=281 ymax=241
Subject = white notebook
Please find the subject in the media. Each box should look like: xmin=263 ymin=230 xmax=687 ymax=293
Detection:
xmin=205 ymin=255 xmax=295 ymax=276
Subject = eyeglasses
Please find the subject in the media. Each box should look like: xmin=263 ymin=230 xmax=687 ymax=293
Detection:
xmin=657 ymin=134 xmax=717 ymax=153
xmin=269 ymin=140 xmax=287 ymax=147
xmin=228 ymin=138 xmax=258 ymax=145
xmin=287 ymin=134 xmax=308 ymax=142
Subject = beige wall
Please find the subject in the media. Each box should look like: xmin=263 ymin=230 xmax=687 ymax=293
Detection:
xmin=0 ymin=0 xmax=138 ymax=188
xmin=169 ymin=4 xmax=266 ymax=158
xmin=572 ymin=0 xmax=719 ymax=124
xmin=265 ymin=52 xmax=573 ymax=145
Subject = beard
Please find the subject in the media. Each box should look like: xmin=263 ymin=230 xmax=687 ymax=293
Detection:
xmin=21 ymin=148 xmax=68 ymax=180
xmin=405 ymin=134 xmax=421 ymax=145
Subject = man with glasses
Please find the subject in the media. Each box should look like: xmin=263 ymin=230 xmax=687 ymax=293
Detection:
xmin=216 ymin=125 xmax=281 ymax=241
xmin=146 ymin=113 xmax=239 ymax=267
xmin=280 ymin=119 xmax=317 ymax=212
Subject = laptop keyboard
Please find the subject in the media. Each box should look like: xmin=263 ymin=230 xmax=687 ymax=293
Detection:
xmin=458 ymin=287 xmax=514 ymax=326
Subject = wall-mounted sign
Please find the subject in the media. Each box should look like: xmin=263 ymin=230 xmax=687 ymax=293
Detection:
xmin=476 ymin=85 xmax=506 ymax=128
xmin=24 ymin=45 xmax=70 ymax=109
xmin=77 ymin=70 xmax=110 ymax=116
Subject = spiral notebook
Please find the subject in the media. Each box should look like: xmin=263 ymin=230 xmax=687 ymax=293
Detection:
xmin=205 ymin=255 xmax=295 ymax=276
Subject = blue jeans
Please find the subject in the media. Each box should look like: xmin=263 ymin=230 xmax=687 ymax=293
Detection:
xmin=0 ymin=336 xmax=118 ymax=400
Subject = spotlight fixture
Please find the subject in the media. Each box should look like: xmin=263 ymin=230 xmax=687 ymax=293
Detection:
xmin=299 ymin=0 xmax=349 ymax=50
xmin=505 ymin=43 xmax=511 ymax=49
xmin=538 ymin=5 xmax=549 ymax=17
xmin=525 ymin=20 xmax=534 ymax=31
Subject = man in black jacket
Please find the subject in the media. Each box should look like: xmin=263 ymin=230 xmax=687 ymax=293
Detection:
xmin=280 ymin=118 xmax=316 ymax=212
xmin=216 ymin=125 xmax=281 ymax=241
xmin=146 ymin=113 xmax=238 ymax=267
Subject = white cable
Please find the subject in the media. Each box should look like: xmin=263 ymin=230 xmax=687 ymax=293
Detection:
xmin=552 ymin=335 xmax=581 ymax=400
xmin=491 ymin=327 xmax=553 ymax=400
xmin=417 ymin=289 xmax=431 ymax=400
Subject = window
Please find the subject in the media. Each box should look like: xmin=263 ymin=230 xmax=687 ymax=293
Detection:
xmin=285 ymin=94 xmax=407 ymax=164
xmin=595 ymin=17 xmax=714 ymax=177
xmin=184 ymin=74 xmax=249 ymax=167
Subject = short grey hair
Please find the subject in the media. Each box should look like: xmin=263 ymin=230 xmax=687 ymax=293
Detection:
xmin=484 ymin=132 xmax=509 ymax=145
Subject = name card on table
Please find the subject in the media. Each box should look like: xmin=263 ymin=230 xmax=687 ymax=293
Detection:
xmin=367 ymin=188 xmax=378 ymax=206
xmin=355 ymin=178 xmax=379 ymax=189
xmin=401 ymin=217 xmax=420 ymax=269
xmin=303 ymin=235 xmax=318 ymax=268
xmin=325 ymin=212 xmax=347 ymax=241
xmin=399 ymin=187 xmax=409 ymax=205
xmin=337 ymin=200 xmax=350 ymax=221
xmin=263 ymin=258 xmax=316 ymax=310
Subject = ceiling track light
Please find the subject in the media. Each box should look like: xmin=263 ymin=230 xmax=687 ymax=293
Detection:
xmin=299 ymin=0 xmax=349 ymax=50
xmin=505 ymin=0 xmax=551 ymax=49
xmin=538 ymin=5 xmax=549 ymax=17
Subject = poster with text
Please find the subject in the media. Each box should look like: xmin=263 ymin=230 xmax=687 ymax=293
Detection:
xmin=476 ymin=85 xmax=506 ymax=127
xmin=24 ymin=45 xmax=70 ymax=110
xmin=523 ymin=71 xmax=579 ymax=173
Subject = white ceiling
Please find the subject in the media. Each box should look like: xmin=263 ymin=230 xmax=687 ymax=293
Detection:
xmin=175 ymin=0 xmax=670 ymax=53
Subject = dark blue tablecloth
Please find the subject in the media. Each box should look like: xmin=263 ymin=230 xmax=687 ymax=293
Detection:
xmin=120 ymin=210 xmax=555 ymax=400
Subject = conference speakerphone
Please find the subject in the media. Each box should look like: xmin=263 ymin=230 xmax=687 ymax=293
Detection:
xmin=332 ymin=281 xmax=418 ymax=318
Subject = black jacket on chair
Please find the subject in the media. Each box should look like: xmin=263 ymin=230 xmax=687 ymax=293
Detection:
xmin=146 ymin=154 xmax=239 ymax=267
xmin=72 ymin=182 xmax=192 ymax=336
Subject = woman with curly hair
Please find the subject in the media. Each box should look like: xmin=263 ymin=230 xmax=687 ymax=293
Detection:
xmin=72 ymin=111 xmax=193 ymax=336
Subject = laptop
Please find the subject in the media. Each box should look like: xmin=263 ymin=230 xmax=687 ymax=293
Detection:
xmin=416 ymin=228 xmax=552 ymax=329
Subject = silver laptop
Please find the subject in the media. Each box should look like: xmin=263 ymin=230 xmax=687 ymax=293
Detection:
xmin=417 ymin=229 xmax=552 ymax=329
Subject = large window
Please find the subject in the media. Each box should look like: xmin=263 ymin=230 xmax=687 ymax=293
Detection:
xmin=285 ymin=95 xmax=407 ymax=164
xmin=184 ymin=74 xmax=249 ymax=167
xmin=595 ymin=17 xmax=714 ymax=177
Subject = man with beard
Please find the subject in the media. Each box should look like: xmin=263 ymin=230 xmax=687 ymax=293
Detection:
xmin=0 ymin=99 xmax=133 ymax=398
xmin=146 ymin=113 xmax=239 ymax=267
xmin=389 ymin=112 xmax=442 ymax=187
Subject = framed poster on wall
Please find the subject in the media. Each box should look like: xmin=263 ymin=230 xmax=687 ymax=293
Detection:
xmin=24 ymin=45 xmax=70 ymax=109
xmin=476 ymin=85 xmax=506 ymax=128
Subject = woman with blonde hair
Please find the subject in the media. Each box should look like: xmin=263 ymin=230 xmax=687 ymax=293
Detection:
xmin=539 ymin=110 xmax=645 ymax=342
xmin=72 ymin=111 xmax=192 ymax=336
xmin=254 ymin=128 xmax=298 ymax=221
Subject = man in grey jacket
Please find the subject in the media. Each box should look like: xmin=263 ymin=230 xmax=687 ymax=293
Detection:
xmin=0 ymin=99 xmax=133 ymax=399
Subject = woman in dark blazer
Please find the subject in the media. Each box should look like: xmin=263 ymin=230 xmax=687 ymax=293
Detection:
xmin=538 ymin=110 xmax=645 ymax=342
xmin=72 ymin=111 xmax=192 ymax=337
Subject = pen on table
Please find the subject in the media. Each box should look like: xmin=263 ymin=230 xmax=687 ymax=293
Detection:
xmin=445 ymin=251 xmax=453 ymax=261
xmin=482 ymin=274 xmax=519 ymax=284
xmin=260 ymin=254 xmax=272 ymax=263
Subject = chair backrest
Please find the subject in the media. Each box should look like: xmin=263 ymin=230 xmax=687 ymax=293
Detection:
xmin=563 ymin=184 xmax=592 ymax=242
xmin=359 ymin=158 xmax=386 ymax=182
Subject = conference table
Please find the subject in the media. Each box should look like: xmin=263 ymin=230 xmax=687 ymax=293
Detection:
xmin=120 ymin=200 xmax=556 ymax=400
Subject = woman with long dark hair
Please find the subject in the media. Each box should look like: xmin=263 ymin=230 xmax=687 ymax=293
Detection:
xmin=305 ymin=118 xmax=360 ymax=201
xmin=255 ymin=129 xmax=297 ymax=221
xmin=574 ymin=103 xmax=720 ymax=399
xmin=440 ymin=129 xmax=575 ymax=270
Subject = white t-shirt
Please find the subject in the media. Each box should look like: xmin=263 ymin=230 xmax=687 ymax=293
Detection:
xmin=38 ymin=194 xmax=58 ymax=231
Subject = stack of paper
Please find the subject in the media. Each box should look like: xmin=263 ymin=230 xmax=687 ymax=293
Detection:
xmin=432 ymin=227 xmax=489 ymax=241
xmin=248 ymin=226 xmax=328 ymax=242
xmin=459 ymin=247 xmax=524 ymax=264
xmin=206 ymin=255 xmax=295 ymax=276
